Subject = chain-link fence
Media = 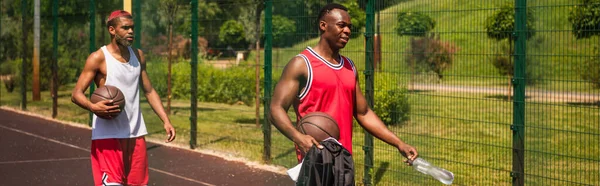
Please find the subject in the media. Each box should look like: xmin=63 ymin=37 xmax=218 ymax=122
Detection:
xmin=1 ymin=0 xmax=598 ymax=185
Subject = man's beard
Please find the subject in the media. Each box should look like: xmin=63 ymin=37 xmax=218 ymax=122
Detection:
xmin=115 ymin=34 xmax=133 ymax=46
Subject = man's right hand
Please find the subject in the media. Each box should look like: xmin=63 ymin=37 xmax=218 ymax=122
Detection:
xmin=293 ymin=134 xmax=323 ymax=153
xmin=89 ymin=100 xmax=121 ymax=119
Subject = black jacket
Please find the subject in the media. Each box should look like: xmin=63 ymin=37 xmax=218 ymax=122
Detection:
xmin=296 ymin=139 xmax=355 ymax=186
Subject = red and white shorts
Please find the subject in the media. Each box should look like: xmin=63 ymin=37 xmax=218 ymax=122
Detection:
xmin=91 ymin=137 xmax=148 ymax=186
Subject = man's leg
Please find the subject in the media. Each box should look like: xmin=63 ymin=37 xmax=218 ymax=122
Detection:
xmin=125 ymin=137 xmax=149 ymax=186
xmin=91 ymin=139 xmax=126 ymax=186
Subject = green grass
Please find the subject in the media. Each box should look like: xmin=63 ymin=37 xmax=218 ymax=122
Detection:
xmin=351 ymin=90 xmax=599 ymax=185
xmin=244 ymin=0 xmax=600 ymax=93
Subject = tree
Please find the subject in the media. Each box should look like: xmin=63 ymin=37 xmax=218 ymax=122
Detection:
xmin=569 ymin=0 xmax=600 ymax=88
xmin=485 ymin=4 xmax=536 ymax=99
xmin=568 ymin=0 xmax=600 ymax=39
xmin=395 ymin=12 xmax=435 ymax=37
xmin=260 ymin=15 xmax=296 ymax=47
xmin=341 ymin=1 xmax=365 ymax=38
xmin=395 ymin=11 xmax=456 ymax=83
xmin=160 ymin=0 xmax=184 ymax=115
xmin=219 ymin=20 xmax=247 ymax=51
xmin=0 ymin=0 xmax=119 ymax=92
xmin=406 ymin=33 xmax=458 ymax=80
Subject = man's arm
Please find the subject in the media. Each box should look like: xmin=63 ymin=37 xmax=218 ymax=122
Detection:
xmin=71 ymin=51 xmax=120 ymax=119
xmin=269 ymin=56 xmax=322 ymax=153
xmin=354 ymin=78 xmax=418 ymax=161
xmin=137 ymin=49 xmax=176 ymax=142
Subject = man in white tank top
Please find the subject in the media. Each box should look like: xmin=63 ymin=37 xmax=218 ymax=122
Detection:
xmin=71 ymin=10 xmax=176 ymax=186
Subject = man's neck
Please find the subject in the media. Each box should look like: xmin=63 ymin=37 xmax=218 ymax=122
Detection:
xmin=313 ymin=40 xmax=340 ymax=64
xmin=107 ymin=42 xmax=130 ymax=62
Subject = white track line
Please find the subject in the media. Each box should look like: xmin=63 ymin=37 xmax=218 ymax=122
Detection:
xmin=0 ymin=157 xmax=89 ymax=164
xmin=0 ymin=124 xmax=214 ymax=185
xmin=149 ymin=168 xmax=216 ymax=186
xmin=0 ymin=124 xmax=89 ymax=151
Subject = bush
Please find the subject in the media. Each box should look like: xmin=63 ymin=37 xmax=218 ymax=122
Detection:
xmin=219 ymin=20 xmax=247 ymax=49
xmin=568 ymin=0 xmax=600 ymax=39
xmin=406 ymin=33 xmax=458 ymax=80
xmin=581 ymin=46 xmax=600 ymax=88
xmin=170 ymin=61 xmax=259 ymax=106
xmin=395 ymin=12 xmax=436 ymax=37
xmin=271 ymin=15 xmax=297 ymax=47
xmin=370 ymin=72 xmax=411 ymax=126
xmin=1 ymin=59 xmax=22 ymax=93
xmin=146 ymin=58 xmax=169 ymax=98
xmin=0 ymin=60 xmax=18 ymax=76
xmin=484 ymin=4 xmax=536 ymax=41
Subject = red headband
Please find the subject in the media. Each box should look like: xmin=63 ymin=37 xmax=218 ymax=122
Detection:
xmin=107 ymin=10 xmax=132 ymax=23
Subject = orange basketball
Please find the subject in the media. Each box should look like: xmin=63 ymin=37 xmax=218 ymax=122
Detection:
xmin=90 ymin=85 xmax=125 ymax=119
xmin=297 ymin=112 xmax=340 ymax=142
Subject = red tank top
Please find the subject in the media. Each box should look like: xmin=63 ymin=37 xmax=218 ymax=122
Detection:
xmin=294 ymin=47 xmax=356 ymax=161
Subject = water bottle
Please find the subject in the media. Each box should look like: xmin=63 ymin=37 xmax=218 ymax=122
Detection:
xmin=410 ymin=157 xmax=454 ymax=185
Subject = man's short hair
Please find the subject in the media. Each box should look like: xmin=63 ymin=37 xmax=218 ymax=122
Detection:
xmin=316 ymin=3 xmax=348 ymax=33
xmin=317 ymin=3 xmax=348 ymax=22
xmin=106 ymin=10 xmax=132 ymax=28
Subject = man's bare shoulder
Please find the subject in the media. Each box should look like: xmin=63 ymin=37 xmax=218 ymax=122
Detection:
xmin=87 ymin=49 xmax=105 ymax=65
xmin=281 ymin=55 xmax=308 ymax=78
xmin=286 ymin=55 xmax=307 ymax=69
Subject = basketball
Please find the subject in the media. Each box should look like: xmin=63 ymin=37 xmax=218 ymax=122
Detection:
xmin=90 ymin=85 xmax=125 ymax=119
xmin=297 ymin=112 xmax=340 ymax=142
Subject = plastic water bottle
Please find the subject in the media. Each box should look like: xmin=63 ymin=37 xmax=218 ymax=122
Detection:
xmin=411 ymin=157 xmax=454 ymax=185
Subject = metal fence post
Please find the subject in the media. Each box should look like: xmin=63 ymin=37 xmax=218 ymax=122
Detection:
xmin=88 ymin=0 xmax=95 ymax=127
xmin=190 ymin=0 xmax=198 ymax=149
xmin=263 ymin=0 xmax=273 ymax=163
xmin=512 ymin=0 xmax=527 ymax=185
xmin=133 ymin=0 xmax=141 ymax=49
xmin=363 ymin=0 xmax=375 ymax=185
xmin=52 ymin=0 xmax=58 ymax=118
xmin=20 ymin=0 xmax=27 ymax=110
xmin=0 ymin=0 xmax=2 ymax=106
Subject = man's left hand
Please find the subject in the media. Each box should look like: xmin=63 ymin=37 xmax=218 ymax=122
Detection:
xmin=398 ymin=143 xmax=418 ymax=165
xmin=164 ymin=123 xmax=176 ymax=143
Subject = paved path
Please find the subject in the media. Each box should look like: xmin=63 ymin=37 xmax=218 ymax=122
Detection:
xmin=411 ymin=83 xmax=599 ymax=103
xmin=0 ymin=108 xmax=294 ymax=186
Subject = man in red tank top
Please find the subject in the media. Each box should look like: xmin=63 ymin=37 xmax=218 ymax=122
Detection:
xmin=270 ymin=3 xmax=419 ymax=165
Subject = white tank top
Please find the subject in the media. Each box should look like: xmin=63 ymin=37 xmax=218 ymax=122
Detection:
xmin=91 ymin=46 xmax=147 ymax=139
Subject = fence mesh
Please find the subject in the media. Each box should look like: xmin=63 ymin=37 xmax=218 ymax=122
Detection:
xmin=0 ymin=0 xmax=598 ymax=185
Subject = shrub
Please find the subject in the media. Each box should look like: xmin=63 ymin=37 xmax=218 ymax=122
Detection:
xmin=568 ymin=0 xmax=600 ymax=39
xmin=271 ymin=15 xmax=297 ymax=47
xmin=0 ymin=60 xmax=18 ymax=76
xmin=1 ymin=59 xmax=22 ymax=93
xmin=484 ymin=4 xmax=536 ymax=41
xmin=395 ymin=12 xmax=435 ymax=37
xmin=406 ymin=33 xmax=458 ymax=80
xmin=170 ymin=61 xmax=259 ymax=106
xmin=581 ymin=46 xmax=600 ymax=88
xmin=219 ymin=20 xmax=247 ymax=49
xmin=0 ymin=60 xmax=17 ymax=92
xmin=569 ymin=0 xmax=600 ymax=87
xmin=370 ymin=72 xmax=411 ymax=126
xmin=146 ymin=58 xmax=169 ymax=98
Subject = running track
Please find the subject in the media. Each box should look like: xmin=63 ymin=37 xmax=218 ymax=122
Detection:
xmin=0 ymin=108 xmax=294 ymax=186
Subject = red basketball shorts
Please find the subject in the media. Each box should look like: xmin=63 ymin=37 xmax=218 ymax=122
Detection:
xmin=91 ymin=137 xmax=148 ymax=186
